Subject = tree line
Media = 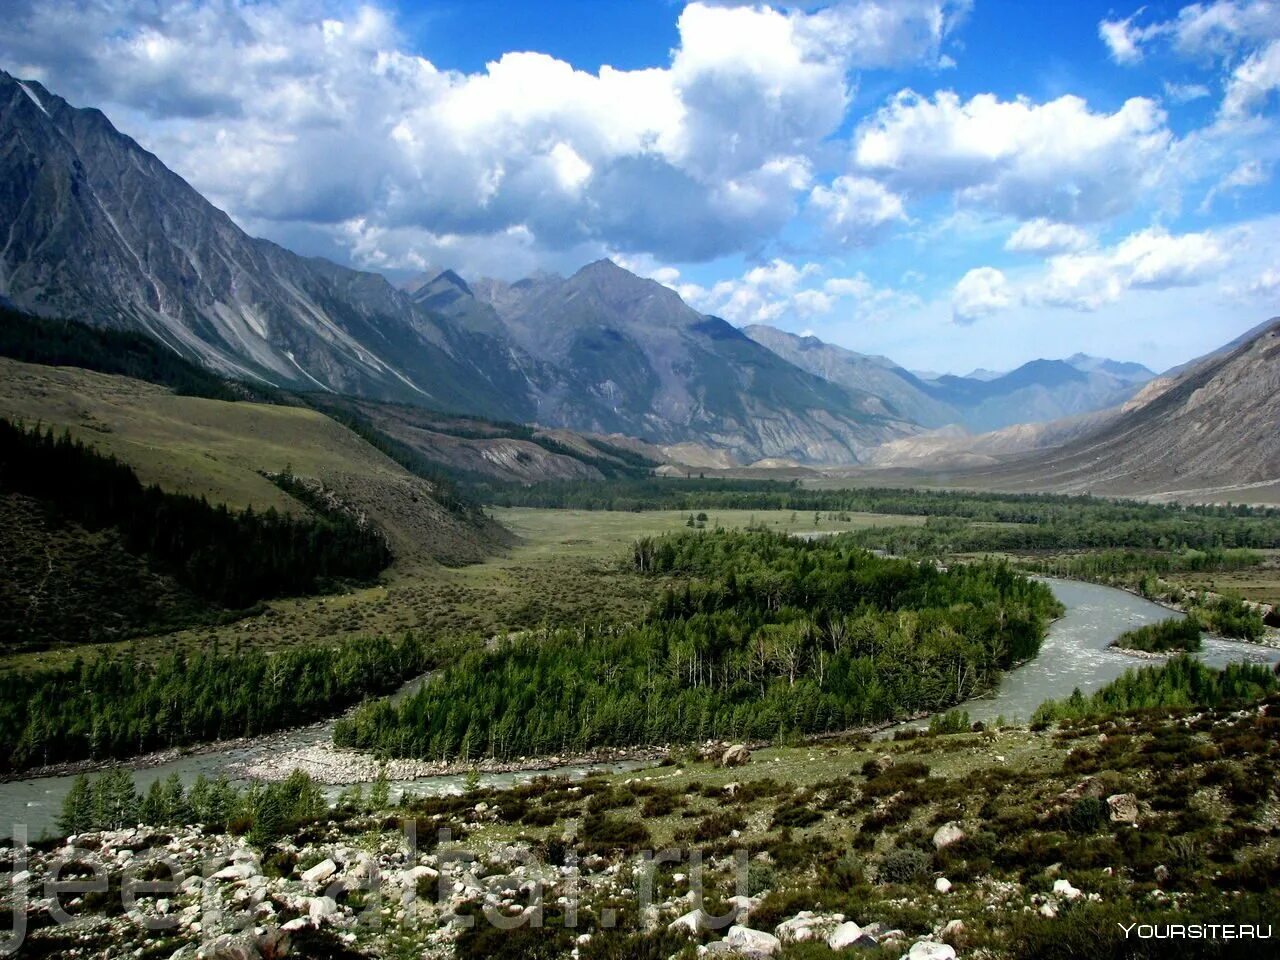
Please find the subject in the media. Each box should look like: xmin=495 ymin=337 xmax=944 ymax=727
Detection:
xmin=0 ymin=631 xmax=460 ymax=773
xmin=1 ymin=418 xmax=391 ymax=610
xmin=333 ymin=530 xmax=1063 ymax=761
xmin=57 ymin=768 xmax=326 ymax=844
xmin=1031 ymin=657 xmax=1278 ymax=726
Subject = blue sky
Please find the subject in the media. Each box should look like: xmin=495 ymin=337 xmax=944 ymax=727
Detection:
xmin=2 ymin=0 xmax=1278 ymax=373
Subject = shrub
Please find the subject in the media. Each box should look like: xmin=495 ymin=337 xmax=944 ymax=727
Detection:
xmin=880 ymin=848 xmax=932 ymax=885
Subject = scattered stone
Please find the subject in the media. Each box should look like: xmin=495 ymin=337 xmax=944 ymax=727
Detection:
xmin=1107 ymin=793 xmax=1139 ymax=824
xmin=932 ymin=822 xmax=966 ymax=850
xmin=940 ymin=919 xmax=966 ymax=946
xmin=1154 ymin=864 xmax=1170 ymax=882
xmin=872 ymin=754 xmax=895 ymax=774
xmin=934 ymin=877 xmax=952 ymax=894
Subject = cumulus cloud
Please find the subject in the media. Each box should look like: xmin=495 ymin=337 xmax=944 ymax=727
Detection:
xmin=808 ymin=175 xmax=907 ymax=245
xmin=0 ymin=0 xmax=964 ymax=271
xmin=1100 ymin=1 xmax=1280 ymax=64
xmin=852 ymin=90 xmax=1174 ymax=222
xmin=679 ymin=259 xmax=914 ymax=327
xmin=1100 ymin=3 xmax=1280 ymax=122
xmin=1036 ymin=227 xmax=1231 ymax=310
xmin=951 ymin=267 xmax=1013 ymax=324
xmin=1005 ymin=219 xmax=1093 ymax=254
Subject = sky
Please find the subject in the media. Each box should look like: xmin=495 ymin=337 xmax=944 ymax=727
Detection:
xmin=2 ymin=0 xmax=1279 ymax=374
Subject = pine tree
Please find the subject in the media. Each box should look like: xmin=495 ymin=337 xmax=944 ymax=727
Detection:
xmin=58 ymin=774 xmax=95 ymax=836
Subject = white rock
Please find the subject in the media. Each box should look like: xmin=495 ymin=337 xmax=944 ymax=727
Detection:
xmin=934 ymin=877 xmax=952 ymax=894
xmin=669 ymin=908 xmax=714 ymax=935
xmin=725 ymin=925 xmax=780 ymax=956
xmin=1053 ymin=879 xmax=1082 ymax=900
xmin=210 ymin=862 xmax=255 ymax=882
xmin=308 ymin=895 xmax=339 ymax=921
xmin=827 ymin=920 xmax=870 ymax=950
xmin=902 ymin=942 xmax=957 ymax=960
xmin=932 ymin=822 xmax=966 ymax=850
xmin=301 ymin=859 xmax=338 ymax=885
xmin=1039 ymin=903 xmax=1057 ymax=918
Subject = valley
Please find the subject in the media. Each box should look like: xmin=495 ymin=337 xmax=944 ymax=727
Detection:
xmin=3 ymin=37 xmax=1280 ymax=960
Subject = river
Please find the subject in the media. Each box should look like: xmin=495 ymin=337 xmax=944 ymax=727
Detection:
xmin=3 ymin=577 xmax=1276 ymax=840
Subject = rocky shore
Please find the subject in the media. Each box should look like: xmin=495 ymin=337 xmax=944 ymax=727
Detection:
xmin=227 ymin=741 xmax=669 ymax=784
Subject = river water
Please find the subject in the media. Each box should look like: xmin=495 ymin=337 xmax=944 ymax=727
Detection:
xmin=3 ymin=577 xmax=1276 ymax=840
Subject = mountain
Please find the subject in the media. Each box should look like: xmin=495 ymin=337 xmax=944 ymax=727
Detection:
xmin=954 ymin=318 xmax=1280 ymax=499
xmin=1065 ymin=353 xmax=1155 ymax=383
xmin=745 ymin=325 xmax=1153 ymax=433
xmin=461 ymin=261 xmax=919 ymax=463
xmin=2 ymin=72 xmax=926 ymax=465
xmin=743 ymin=324 xmax=958 ymax=428
xmin=0 ymin=70 xmax=535 ymax=421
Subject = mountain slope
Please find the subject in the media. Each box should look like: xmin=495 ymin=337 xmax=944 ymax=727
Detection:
xmin=470 ymin=261 xmax=918 ymax=463
xmin=0 ymin=356 xmax=507 ymax=567
xmin=743 ymin=324 xmax=958 ymax=428
xmin=955 ymin=318 xmax=1280 ymax=498
xmin=0 ymin=71 xmax=534 ymax=420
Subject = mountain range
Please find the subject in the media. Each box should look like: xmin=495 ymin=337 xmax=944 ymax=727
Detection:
xmin=4 ymin=68 xmax=1271 ymax=488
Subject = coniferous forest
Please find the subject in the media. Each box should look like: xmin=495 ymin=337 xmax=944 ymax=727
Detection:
xmin=0 ymin=418 xmax=391 ymax=618
xmin=333 ymin=530 xmax=1062 ymax=760
xmin=0 ymin=631 xmax=456 ymax=772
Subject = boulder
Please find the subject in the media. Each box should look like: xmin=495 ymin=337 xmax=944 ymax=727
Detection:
xmin=307 ymin=896 xmax=339 ymax=922
xmin=775 ymin=911 xmax=841 ymax=943
xmin=195 ymin=935 xmax=260 ymax=960
xmin=210 ymin=862 xmax=256 ymax=882
xmin=669 ymin=908 xmax=715 ymax=935
xmin=934 ymin=877 xmax=952 ymax=894
xmin=871 ymin=754 xmax=896 ymax=774
xmin=1053 ymin=879 xmax=1082 ymax=900
xmin=828 ymin=920 xmax=876 ymax=950
xmin=301 ymin=858 xmax=338 ymax=885
xmin=903 ymin=942 xmax=957 ymax=960
xmin=722 ymin=744 xmax=752 ymax=768
xmin=940 ymin=919 xmax=966 ymax=945
xmin=932 ymin=822 xmax=966 ymax=850
xmin=724 ymin=925 xmax=781 ymax=957
xmin=1106 ymin=793 xmax=1139 ymax=824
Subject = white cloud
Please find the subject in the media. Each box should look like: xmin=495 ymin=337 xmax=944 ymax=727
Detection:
xmin=1163 ymin=80 xmax=1212 ymax=102
xmin=1101 ymin=2 xmax=1280 ymax=64
xmin=951 ymin=267 xmax=1012 ymax=324
xmin=1221 ymin=38 xmax=1280 ymax=118
xmin=1005 ymin=219 xmax=1093 ymax=254
xmin=1099 ymin=14 xmax=1149 ymax=64
xmin=808 ymin=175 xmax=907 ymax=245
xmin=0 ymin=0 xmax=966 ymax=272
xmin=1236 ymin=266 xmax=1280 ymax=297
xmin=1036 ymin=227 xmax=1231 ymax=310
xmin=681 ymin=259 xmax=915 ymax=327
xmin=852 ymin=90 xmax=1173 ymax=222
xmin=1200 ymin=157 xmax=1271 ymax=209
